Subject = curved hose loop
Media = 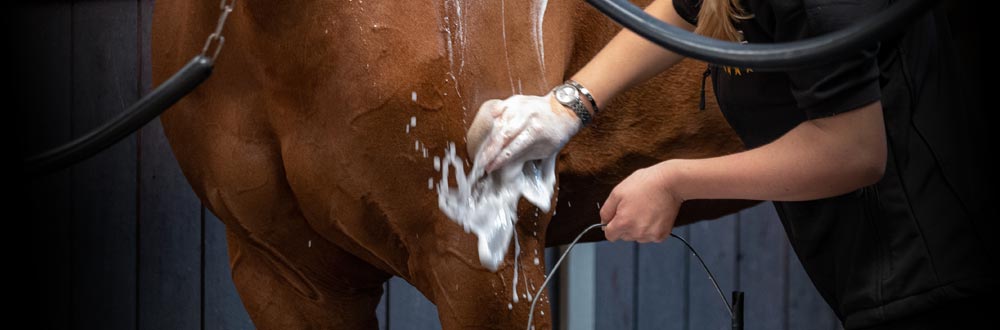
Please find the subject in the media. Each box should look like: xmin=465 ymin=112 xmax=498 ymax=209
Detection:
xmin=527 ymin=223 xmax=734 ymax=329
xmin=584 ymin=0 xmax=940 ymax=71
xmin=23 ymin=55 xmax=214 ymax=177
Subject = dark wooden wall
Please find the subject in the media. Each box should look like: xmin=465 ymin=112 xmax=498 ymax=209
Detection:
xmin=591 ymin=204 xmax=842 ymax=330
xmin=17 ymin=1 xmax=865 ymax=330
xmin=20 ymin=1 xmax=255 ymax=329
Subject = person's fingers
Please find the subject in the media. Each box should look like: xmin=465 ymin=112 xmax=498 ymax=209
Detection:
xmin=467 ymin=100 xmax=502 ymax=157
xmin=477 ymin=119 xmax=527 ymax=172
xmin=490 ymin=102 xmax=507 ymax=117
xmin=604 ymin=221 xmax=622 ymax=242
xmin=474 ymin=132 xmax=502 ymax=170
xmin=482 ymin=117 xmax=531 ymax=172
xmin=485 ymin=130 xmax=537 ymax=172
xmin=600 ymin=189 xmax=623 ymax=225
xmin=601 ymin=187 xmax=625 ymax=241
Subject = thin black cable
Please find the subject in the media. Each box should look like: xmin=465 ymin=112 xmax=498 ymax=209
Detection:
xmin=670 ymin=232 xmax=734 ymax=317
xmin=527 ymin=223 xmax=734 ymax=329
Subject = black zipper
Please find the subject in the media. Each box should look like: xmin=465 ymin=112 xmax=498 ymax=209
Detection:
xmin=699 ymin=64 xmax=712 ymax=111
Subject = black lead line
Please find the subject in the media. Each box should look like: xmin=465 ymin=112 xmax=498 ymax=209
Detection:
xmin=528 ymin=223 xmax=744 ymax=330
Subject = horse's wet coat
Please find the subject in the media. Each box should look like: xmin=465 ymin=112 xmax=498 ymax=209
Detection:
xmin=152 ymin=1 xmax=749 ymax=328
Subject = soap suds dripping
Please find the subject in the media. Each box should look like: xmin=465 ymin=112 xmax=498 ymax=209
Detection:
xmin=531 ymin=0 xmax=549 ymax=85
xmin=436 ymin=142 xmax=557 ymax=271
xmin=500 ymin=0 xmax=516 ymax=93
xmin=512 ymin=234 xmax=520 ymax=303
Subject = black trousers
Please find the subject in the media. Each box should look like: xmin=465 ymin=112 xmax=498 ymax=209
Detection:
xmin=858 ymin=295 xmax=996 ymax=330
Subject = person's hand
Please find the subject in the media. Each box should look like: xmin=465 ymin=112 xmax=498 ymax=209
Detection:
xmin=475 ymin=94 xmax=582 ymax=172
xmin=600 ymin=162 xmax=684 ymax=243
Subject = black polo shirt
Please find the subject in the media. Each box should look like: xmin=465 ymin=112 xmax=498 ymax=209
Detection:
xmin=673 ymin=0 xmax=996 ymax=328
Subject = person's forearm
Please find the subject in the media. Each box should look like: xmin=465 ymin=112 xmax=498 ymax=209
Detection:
xmin=666 ymin=102 xmax=887 ymax=202
xmin=569 ymin=0 xmax=692 ymax=110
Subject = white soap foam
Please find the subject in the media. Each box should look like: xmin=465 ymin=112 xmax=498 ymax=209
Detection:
xmin=522 ymin=258 xmax=532 ymax=300
xmin=436 ymin=142 xmax=557 ymax=271
xmin=512 ymin=234 xmax=520 ymax=303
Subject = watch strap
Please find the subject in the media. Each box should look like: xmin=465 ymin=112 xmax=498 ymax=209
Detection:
xmin=567 ymin=80 xmax=599 ymax=115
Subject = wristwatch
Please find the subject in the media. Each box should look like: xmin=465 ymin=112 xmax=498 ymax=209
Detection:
xmin=552 ymin=80 xmax=598 ymax=126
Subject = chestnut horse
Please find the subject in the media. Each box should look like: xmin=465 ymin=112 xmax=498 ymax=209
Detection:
xmin=153 ymin=0 xmax=748 ymax=328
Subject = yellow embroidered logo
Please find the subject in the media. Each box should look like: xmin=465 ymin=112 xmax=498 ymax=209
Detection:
xmin=720 ymin=30 xmax=753 ymax=76
xmin=720 ymin=66 xmax=754 ymax=76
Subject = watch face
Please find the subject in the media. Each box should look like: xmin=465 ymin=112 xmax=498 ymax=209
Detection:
xmin=555 ymin=85 xmax=577 ymax=103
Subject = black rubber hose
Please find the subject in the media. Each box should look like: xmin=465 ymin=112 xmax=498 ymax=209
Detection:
xmin=584 ymin=0 xmax=939 ymax=71
xmin=23 ymin=55 xmax=214 ymax=177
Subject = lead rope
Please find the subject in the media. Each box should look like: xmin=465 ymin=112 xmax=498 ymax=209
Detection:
xmin=22 ymin=0 xmax=239 ymax=176
xmin=526 ymin=223 xmax=743 ymax=330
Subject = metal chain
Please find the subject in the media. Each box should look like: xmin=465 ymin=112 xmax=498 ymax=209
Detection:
xmin=201 ymin=0 xmax=237 ymax=61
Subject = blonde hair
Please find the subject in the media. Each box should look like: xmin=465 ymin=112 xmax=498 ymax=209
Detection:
xmin=694 ymin=0 xmax=752 ymax=42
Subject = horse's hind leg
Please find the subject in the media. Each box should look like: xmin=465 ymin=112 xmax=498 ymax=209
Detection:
xmin=398 ymin=210 xmax=554 ymax=330
xmin=225 ymin=225 xmax=390 ymax=329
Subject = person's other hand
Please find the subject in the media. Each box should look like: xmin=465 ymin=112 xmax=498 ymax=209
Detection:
xmin=476 ymin=94 xmax=581 ymax=172
xmin=600 ymin=162 xmax=684 ymax=243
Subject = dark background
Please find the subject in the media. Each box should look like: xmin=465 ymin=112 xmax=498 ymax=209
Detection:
xmin=14 ymin=1 xmax=986 ymax=329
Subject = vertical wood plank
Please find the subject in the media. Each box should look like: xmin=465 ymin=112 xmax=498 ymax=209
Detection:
xmin=137 ymin=0 xmax=203 ymax=327
xmin=204 ymin=210 xmax=256 ymax=329
xmin=140 ymin=0 xmax=152 ymax=95
xmin=687 ymin=215 xmax=738 ymax=330
xmin=19 ymin=3 xmax=73 ymax=328
xmin=561 ymin=243 xmax=596 ymax=330
xmin=544 ymin=246 xmax=560 ymax=330
xmin=387 ymin=277 xmax=441 ymax=329
xmin=637 ymin=226 xmax=689 ymax=330
xmin=787 ymin=247 xmax=842 ymax=330
xmin=738 ymin=203 xmax=787 ymax=330
xmin=138 ymin=120 xmax=203 ymax=328
xmin=71 ymin=1 xmax=139 ymax=329
xmin=376 ymin=283 xmax=388 ymax=330
xmin=595 ymin=241 xmax=636 ymax=330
